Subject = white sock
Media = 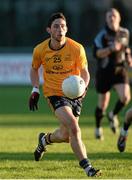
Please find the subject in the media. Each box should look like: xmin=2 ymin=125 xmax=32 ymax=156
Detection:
xmin=41 ymin=136 xmax=47 ymax=146
xmin=84 ymin=165 xmax=92 ymax=174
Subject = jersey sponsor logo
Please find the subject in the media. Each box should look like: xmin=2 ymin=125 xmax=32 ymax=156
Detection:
xmin=46 ymin=69 xmax=72 ymax=74
xmin=52 ymin=65 xmax=63 ymax=70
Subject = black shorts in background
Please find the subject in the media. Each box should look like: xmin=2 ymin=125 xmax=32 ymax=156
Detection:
xmin=95 ymin=66 xmax=129 ymax=93
xmin=47 ymin=96 xmax=82 ymax=117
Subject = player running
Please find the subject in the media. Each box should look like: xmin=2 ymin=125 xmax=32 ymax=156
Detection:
xmin=28 ymin=12 xmax=101 ymax=177
xmin=117 ymin=107 xmax=132 ymax=152
xmin=93 ymin=8 xmax=132 ymax=140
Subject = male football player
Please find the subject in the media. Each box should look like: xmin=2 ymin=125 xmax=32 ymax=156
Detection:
xmin=93 ymin=8 xmax=132 ymax=140
xmin=117 ymin=107 xmax=132 ymax=152
xmin=28 ymin=12 xmax=101 ymax=177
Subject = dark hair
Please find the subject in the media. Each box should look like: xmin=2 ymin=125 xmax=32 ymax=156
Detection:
xmin=47 ymin=12 xmax=66 ymax=27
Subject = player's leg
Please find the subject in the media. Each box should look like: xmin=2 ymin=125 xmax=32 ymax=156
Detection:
xmin=34 ymin=96 xmax=101 ymax=176
xmin=35 ymin=105 xmax=101 ymax=176
xmin=55 ymin=106 xmax=101 ymax=177
xmin=48 ymin=124 xmax=69 ymax=143
xmin=117 ymin=107 xmax=132 ymax=152
xmin=34 ymin=105 xmax=87 ymax=159
xmin=95 ymin=92 xmax=110 ymax=140
xmin=109 ymin=83 xmax=131 ymax=133
xmin=34 ymin=96 xmax=71 ymax=161
xmin=114 ymin=83 xmax=131 ymax=108
xmin=55 ymin=106 xmax=87 ymax=160
xmin=95 ymin=69 xmax=111 ymax=140
xmin=34 ymin=119 xmax=70 ymax=161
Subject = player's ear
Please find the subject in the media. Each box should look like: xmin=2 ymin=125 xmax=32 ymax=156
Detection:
xmin=46 ymin=27 xmax=51 ymax=34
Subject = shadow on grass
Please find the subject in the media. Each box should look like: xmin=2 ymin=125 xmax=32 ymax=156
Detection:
xmin=0 ymin=121 xmax=58 ymax=127
xmin=0 ymin=118 xmax=109 ymax=127
xmin=0 ymin=117 xmax=58 ymax=127
xmin=0 ymin=152 xmax=131 ymax=161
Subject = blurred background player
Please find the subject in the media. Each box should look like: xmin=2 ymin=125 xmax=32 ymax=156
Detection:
xmin=28 ymin=12 xmax=101 ymax=177
xmin=117 ymin=106 xmax=132 ymax=152
xmin=93 ymin=8 xmax=132 ymax=140
xmin=117 ymin=36 xmax=132 ymax=152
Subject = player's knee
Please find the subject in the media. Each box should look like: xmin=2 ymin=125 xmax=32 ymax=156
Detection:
xmin=70 ymin=119 xmax=80 ymax=136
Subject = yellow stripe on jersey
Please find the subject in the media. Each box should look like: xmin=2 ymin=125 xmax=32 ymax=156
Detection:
xmin=32 ymin=37 xmax=88 ymax=97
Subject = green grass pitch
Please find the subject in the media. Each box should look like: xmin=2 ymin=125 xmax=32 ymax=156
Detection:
xmin=0 ymin=86 xmax=131 ymax=178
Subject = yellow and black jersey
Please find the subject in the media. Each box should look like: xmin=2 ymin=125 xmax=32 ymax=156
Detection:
xmin=32 ymin=37 xmax=88 ymax=97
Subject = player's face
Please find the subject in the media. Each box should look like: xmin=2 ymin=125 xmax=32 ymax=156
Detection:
xmin=106 ymin=10 xmax=120 ymax=31
xmin=48 ymin=18 xmax=67 ymax=42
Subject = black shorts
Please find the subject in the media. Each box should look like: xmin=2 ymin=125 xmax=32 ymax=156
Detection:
xmin=47 ymin=96 xmax=82 ymax=117
xmin=95 ymin=66 xmax=129 ymax=93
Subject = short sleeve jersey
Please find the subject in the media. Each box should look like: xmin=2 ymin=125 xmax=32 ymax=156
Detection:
xmin=32 ymin=37 xmax=88 ymax=97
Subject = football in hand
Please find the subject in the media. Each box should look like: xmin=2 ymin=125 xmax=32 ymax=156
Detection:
xmin=62 ymin=75 xmax=85 ymax=99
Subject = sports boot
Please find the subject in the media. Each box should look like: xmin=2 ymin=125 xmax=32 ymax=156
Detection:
xmin=108 ymin=111 xmax=119 ymax=134
xmin=117 ymin=128 xmax=128 ymax=152
xmin=95 ymin=127 xmax=104 ymax=141
xmin=34 ymin=133 xmax=47 ymax=161
xmin=87 ymin=167 xmax=101 ymax=177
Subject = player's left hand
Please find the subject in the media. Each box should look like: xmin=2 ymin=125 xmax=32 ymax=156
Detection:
xmin=29 ymin=87 xmax=40 ymax=111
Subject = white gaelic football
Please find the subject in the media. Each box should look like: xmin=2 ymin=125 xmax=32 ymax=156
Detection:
xmin=62 ymin=75 xmax=85 ymax=99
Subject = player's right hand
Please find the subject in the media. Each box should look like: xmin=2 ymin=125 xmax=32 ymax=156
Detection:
xmin=74 ymin=86 xmax=88 ymax=101
xmin=29 ymin=87 xmax=40 ymax=111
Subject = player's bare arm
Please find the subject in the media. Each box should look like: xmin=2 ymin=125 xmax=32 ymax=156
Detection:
xmin=96 ymin=41 xmax=122 ymax=59
xmin=96 ymin=47 xmax=113 ymax=58
xmin=80 ymin=66 xmax=90 ymax=88
xmin=29 ymin=67 xmax=40 ymax=111
xmin=30 ymin=67 xmax=40 ymax=88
